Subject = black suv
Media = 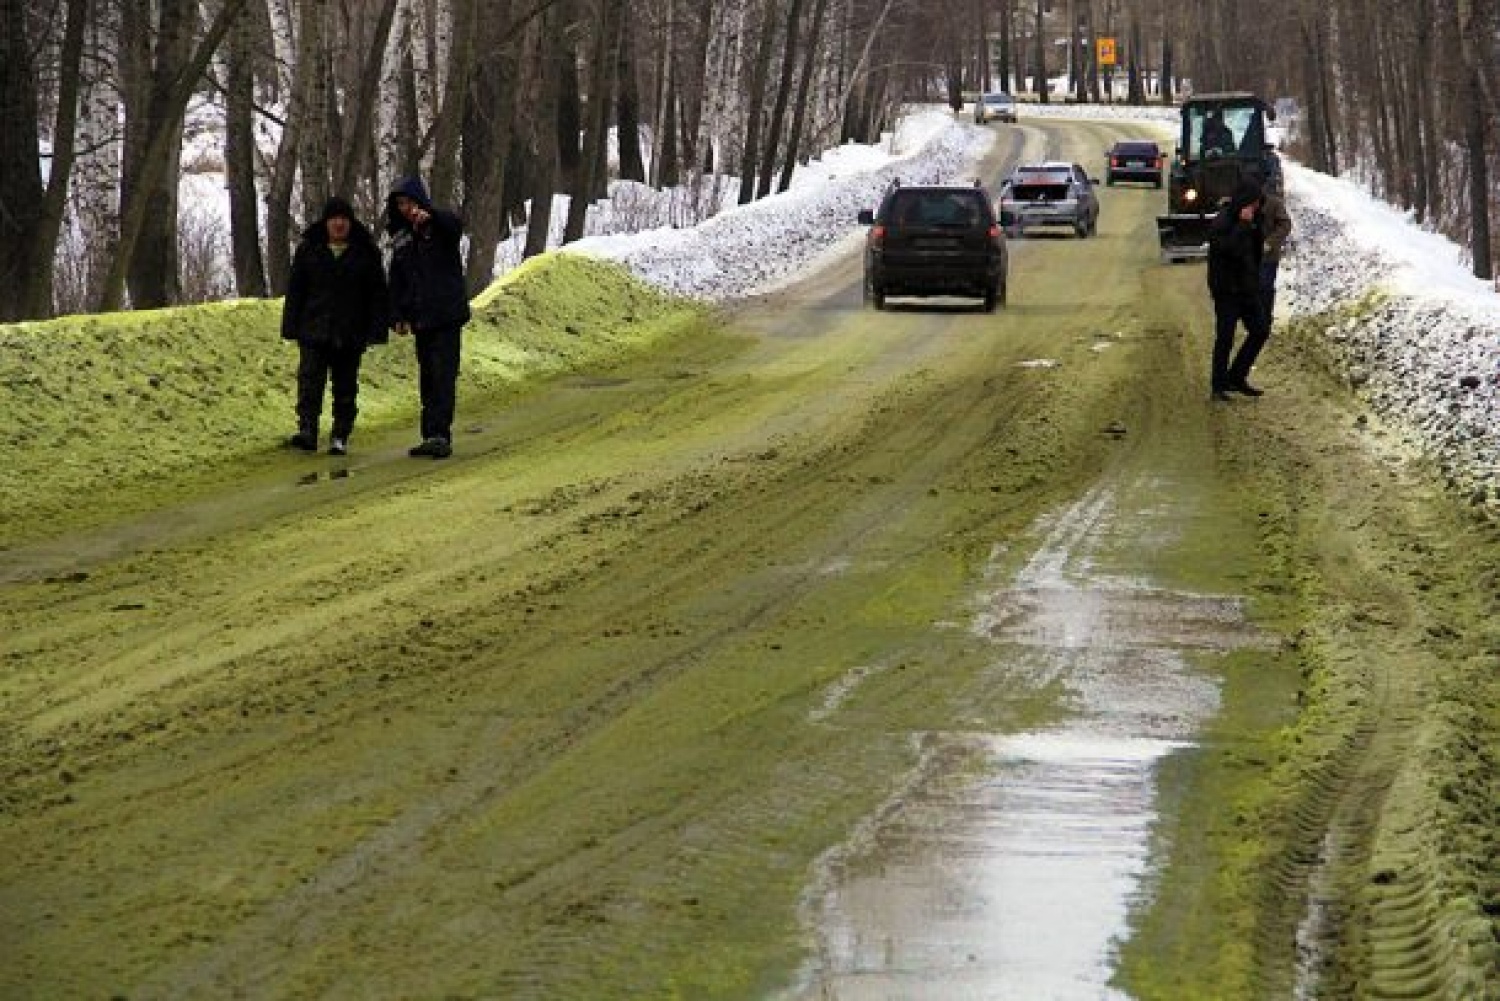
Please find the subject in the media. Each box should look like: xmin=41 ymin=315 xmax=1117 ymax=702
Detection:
xmin=857 ymin=182 xmax=1009 ymax=312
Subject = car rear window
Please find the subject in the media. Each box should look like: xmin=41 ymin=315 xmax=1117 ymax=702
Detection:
xmin=1113 ymin=142 xmax=1160 ymax=155
xmin=1011 ymin=172 xmax=1070 ymax=187
xmin=886 ymin=190 xmax=989 ymax=227
xmin=1015 ymin=165 xmax=1066 ymax=178
xmin=984 ymin=94 xmax=1013 ymax=105
xmin=1011 ymin=183 xmax=1071 ymax=200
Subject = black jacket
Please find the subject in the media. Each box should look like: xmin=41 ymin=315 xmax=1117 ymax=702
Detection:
xmin=385 ymin=177 xmax=472 ymax=332
xmin=1206 ymin=187 xmax=1265 ymax=300
xmin=281 ymin=207 xmax=389 ymax=350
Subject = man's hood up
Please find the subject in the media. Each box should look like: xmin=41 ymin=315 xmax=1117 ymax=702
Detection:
xmin=386 ymin=177 xmax=434 ymax=233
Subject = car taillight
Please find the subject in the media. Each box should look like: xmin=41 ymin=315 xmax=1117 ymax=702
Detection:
xmin=1155 ymin=157 xmax=1163 ymax=168
xmin=870 ymin=224 xmax=886 ymax=248
xmin=988 ymin=223 xmax=1003 ymax=245
xmin=1111 ymin=157 xmax=1122 ymax=167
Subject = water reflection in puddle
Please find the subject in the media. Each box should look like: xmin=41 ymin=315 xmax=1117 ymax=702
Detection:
xmin=792 ymin=485 xmax=1269 ymax=1000
xmin=811 ymin=733 xmax=1183 ymax=1000
xmin=296 ymin=468 xmax=354 ymax=486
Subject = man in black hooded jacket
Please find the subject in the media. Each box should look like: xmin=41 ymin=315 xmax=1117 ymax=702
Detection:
xmin=281 ymin=196 xmax=389 ymax=455
xmin=386 ymin=177 xmax=471 ymax=459
xmin=1206 ymin=179 xmax=1269 ymax=400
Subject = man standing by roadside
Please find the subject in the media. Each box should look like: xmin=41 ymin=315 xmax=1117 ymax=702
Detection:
xmin=1206 ymin=179 xmax=1269 ymax=400
xmin=281 ymin=196 xmax=389 ymax=456
xmin=386 ymin=177 xmax=471 ymax=459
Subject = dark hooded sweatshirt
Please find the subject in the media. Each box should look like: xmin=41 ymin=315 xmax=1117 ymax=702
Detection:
xmin=384 ymin=178 xmax=472 ymax=332
xmin=1206 ymin=182 xmax=1266 ymax=300
xmin=281 ymin=197 xmax=390 ymax=350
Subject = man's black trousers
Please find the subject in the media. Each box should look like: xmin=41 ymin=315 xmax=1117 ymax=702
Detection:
xmin=414 ymin=324 xmax=463 ymax=443
xmin=297 ymin=343 xmax=364 ymax=436
xmin=1212 ymin=294 xmax=1270 ymax=390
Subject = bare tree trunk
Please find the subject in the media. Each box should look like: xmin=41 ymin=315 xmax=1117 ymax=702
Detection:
xmin=1034 ymin=0 xmax=1047 ymax=102
xmin=100 ymin=0 xmax=251 ymax=311
xmin=335 ymin=0 xmax=401 ymax=201
xmin=526 ymin=1 xmax=564 ymax=258
xmin=0 ymin=0 xmax=44 ymax=322
xmin=1460 ymin=55 xmax=1494 ymax=279
xmin=1299 ymin=9 xmax=1337 ymax=174
xmin=1456 ymin=0 xmax=1499 ymax=116
xmin=777 ymin=0 xmax=828 ymax=192
xmin=836 ymin=0 xmax=897 ymax=133
xmin=616 ymin=11 xmax=647 ymax=182
xmin=1415 ymin=10 xmax=1443 ymax=225
xmin=737 ymin=0 xmax=777 ymax=205
xmin=73 ymin=4 xmax=124 ymax=312
xmin=1067 ymin=0 xmax=1081 ymax=100
xmin=297 ymin=0 xmax=332 ymax=220
xmin=266 ymin=0 xmax=314 ymax=295
xmin=1369 ymin=14 xmax=1404 ymax=204
xmin=757 ymin=0 xmax=805 ymax=198
xmin=998 ymin=0 xmax=1013 ymax=93
xmin=377 ymin=0 xmax=425 ymax=189
xmin=556 ymin=16 xmax=584 ymax=194
xmin=677 ymin=3 xmax=715 ymax=179
xmin=648 ymin=0 xmax=674 ymax=186
xmin=16 ymin=0 xmax=87 ymax=319
xmin=565 ymin=0 xmax=622 ymax=241
xmin=122 ymin=0 xmax=196 ymax=309
xmin=976 ymin=0 xmax=990 ymax=91
xmin=1160 ymin=0 xmax=1174 ymax=104
xmin=1127 ymin=10 xmax=1144 ymax=104
xmin=462 ymin=0 xmax=519 ymax=292
xmin=225 ymin=1 xmax=269 ymax=298
xmin=428 ymin=0 xmax=479 ymax=207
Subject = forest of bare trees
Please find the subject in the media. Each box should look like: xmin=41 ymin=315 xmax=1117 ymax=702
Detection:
xmin=1 ymin=0 xmax=1497 ymax=322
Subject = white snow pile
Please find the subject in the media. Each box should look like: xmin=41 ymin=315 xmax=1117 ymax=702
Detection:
xmin=1279 ymin=162 xmax=1500 ymax=505
xmin=563 ymin=109 xmax=995 ymax=300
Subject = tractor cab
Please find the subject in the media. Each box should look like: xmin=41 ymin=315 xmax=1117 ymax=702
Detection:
xmin=1157 ymin=92 xmax=1281 ymax=262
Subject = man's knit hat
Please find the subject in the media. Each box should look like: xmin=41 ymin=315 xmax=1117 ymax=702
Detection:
xmin=320 ymin=196 xmax=355 ymax=222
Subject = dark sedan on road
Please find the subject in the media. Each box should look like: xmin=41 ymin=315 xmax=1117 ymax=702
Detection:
xmin=1105 ymin=140 xmax=1165 ymax=187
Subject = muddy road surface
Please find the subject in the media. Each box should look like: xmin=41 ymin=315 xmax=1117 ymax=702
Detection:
xmin=3 ymin=119 xmax=1496 ymax=999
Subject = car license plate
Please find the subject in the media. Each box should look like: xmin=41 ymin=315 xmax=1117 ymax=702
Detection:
xmin=914 ymin=237 xmax=958 ymax=249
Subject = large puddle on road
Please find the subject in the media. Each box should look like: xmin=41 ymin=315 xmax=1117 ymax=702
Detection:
xmin=789 ymin=484 xmax=1272 ymax=1000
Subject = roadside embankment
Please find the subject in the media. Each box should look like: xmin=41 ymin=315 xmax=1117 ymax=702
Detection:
xmin=0 ymin=255 xmax=707 ymax=549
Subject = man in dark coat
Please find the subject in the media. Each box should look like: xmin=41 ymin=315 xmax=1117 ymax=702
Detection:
xmin=385 ymin=177 xmax=471 ymax=459
xmin=281 ymin=196 xmax=389 ymax=455
xmin=1206 ymin=179 xmax=1269 ymax=400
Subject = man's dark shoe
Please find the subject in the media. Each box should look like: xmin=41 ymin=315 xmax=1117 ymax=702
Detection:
xmin=1229 ymin=381 xmax=1264 ymax=397
xmin=408 ymin=437 xmax=452 ymax=458
xmin=288 ymin=429 xmax=318 ymax=451
xmin=328 ymin=437 xmax=348 ymax=456
xmin=1210 ymin=389 xmax=1233 ymax=402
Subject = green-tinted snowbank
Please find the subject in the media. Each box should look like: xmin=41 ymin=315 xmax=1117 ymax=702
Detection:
xmin=0 ymin=254 xmax=708 ymax=547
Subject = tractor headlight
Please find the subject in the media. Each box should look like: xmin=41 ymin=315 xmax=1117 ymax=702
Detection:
xmin=1183 ymin=188 xmax=1199 ymax=204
